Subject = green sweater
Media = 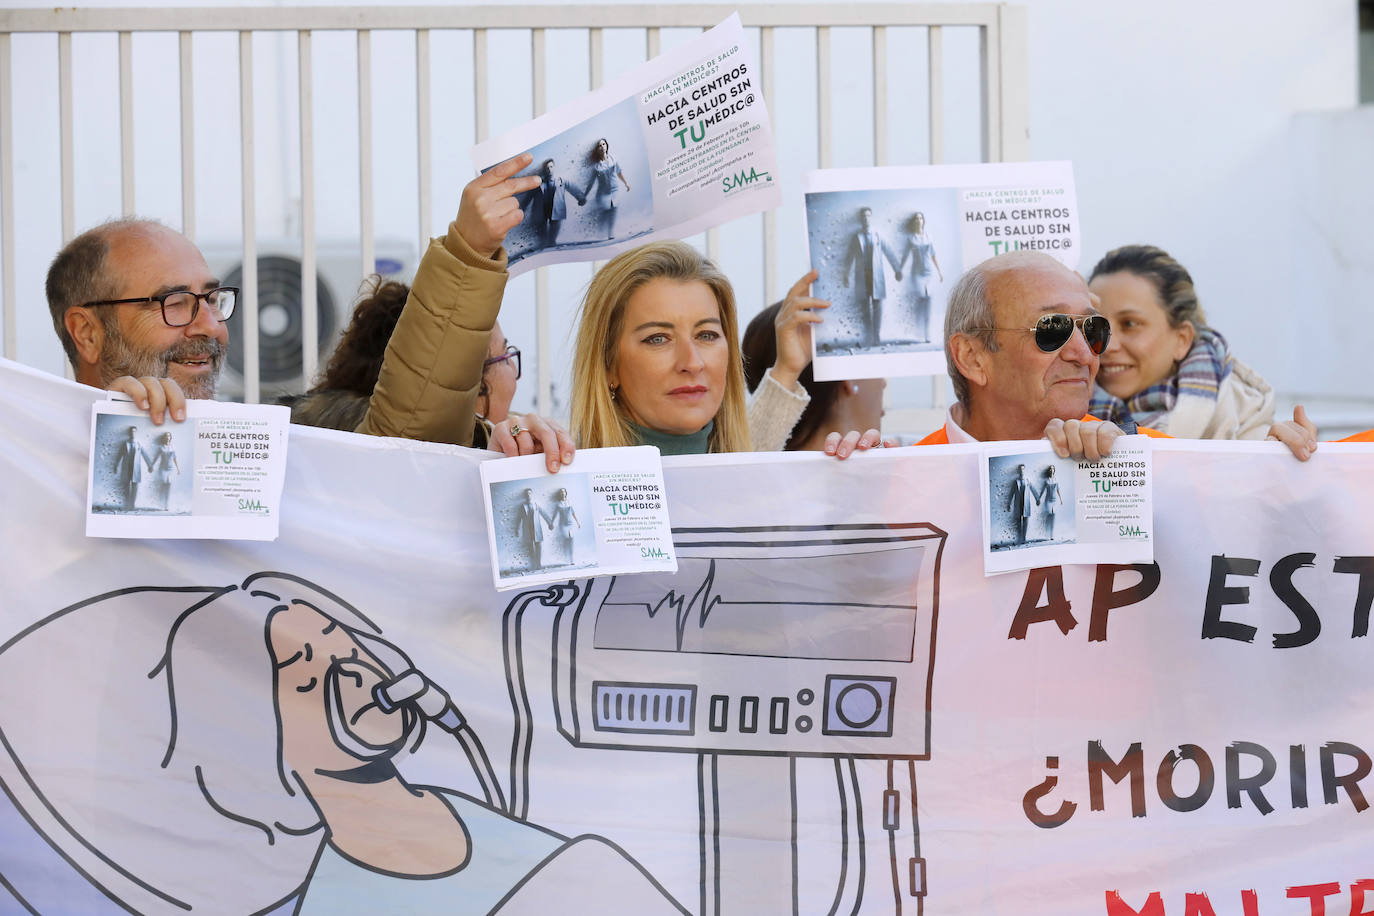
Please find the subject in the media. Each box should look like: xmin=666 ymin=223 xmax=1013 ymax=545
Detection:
xmin=627 ymin=420 xmax=714 ymax=456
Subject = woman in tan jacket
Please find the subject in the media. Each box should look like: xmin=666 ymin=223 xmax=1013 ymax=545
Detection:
xmin=353 ymin=154 xmax=534 ymax=447
xmin=288 ymin=153 xmax=573 ymax=472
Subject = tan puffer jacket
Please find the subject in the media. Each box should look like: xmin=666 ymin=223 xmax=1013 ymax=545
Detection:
xmin=353 ymin=223 xmax=508 ymax=445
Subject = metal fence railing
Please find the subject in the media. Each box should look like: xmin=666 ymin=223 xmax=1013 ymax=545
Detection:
xmin=0 ymin=4 xmax=1028 ymax=430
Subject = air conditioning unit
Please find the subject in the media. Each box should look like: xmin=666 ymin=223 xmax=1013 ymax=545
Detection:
xmin=201 ymin=238 xmax=416 ymax=402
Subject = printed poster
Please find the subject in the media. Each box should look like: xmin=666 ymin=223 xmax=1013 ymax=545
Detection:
xmin=802 ymin=161 xmax=1079 ymax=381
xmin=86 ymin=397 xmax=289 ymax=540
xmin=472 ymin=14 xmax=780 ymax=275
xmin=979 ymin=438 xmax=1153 ymax=574
xmin=480 ymin=445 xmax=676 ymax=590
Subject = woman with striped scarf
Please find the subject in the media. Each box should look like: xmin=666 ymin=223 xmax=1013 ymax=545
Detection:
xmin=1086 ymin=244 xmax=1275 ymax=439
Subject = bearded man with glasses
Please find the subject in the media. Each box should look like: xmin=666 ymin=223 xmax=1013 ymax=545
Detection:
xmin=45 ymin=218 xmax=231 ymax=423
xmin=40 ymin=154 xmax=578 ymax=467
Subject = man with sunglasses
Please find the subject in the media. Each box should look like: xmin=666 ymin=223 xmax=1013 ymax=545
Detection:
xmin=915 ymin=251 xmax=1162 ymax=459
xmin=47 ymin=219 xmax=232 ymax=423
xmin=811 ymin=251 xmax=1320 ymax=461
xmin=821 ymin=251 xmax=1139 ymax=460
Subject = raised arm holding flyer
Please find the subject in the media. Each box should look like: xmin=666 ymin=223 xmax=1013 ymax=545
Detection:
xmin=472 ymin=14 xmax=780 ymax=274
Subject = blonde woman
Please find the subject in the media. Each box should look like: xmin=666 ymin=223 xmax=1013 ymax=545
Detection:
xmin=568 ymin=241 xmax=750 ymax=454
xmin=565 ymin=241 xmax=882 ymax=459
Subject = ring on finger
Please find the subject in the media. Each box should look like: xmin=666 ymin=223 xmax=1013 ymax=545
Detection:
xmin=508 ymin=419 xmax=524 ymax=438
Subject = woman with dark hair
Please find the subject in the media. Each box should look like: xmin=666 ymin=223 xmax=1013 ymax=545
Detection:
xmin=1087 ymin=244 xmax=1274 ymax=439
xmin=742 ymin=287 xmax=884 ymax=452
xmin=578 ymin=138 xmax=631 ymax=241
xmin=283 ymin=279 xmax=519 ymax=450
xmin=282 ymin=277 xmax=409 ymax=432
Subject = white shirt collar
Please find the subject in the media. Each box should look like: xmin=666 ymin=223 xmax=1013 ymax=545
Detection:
xmin=943 ymin=403 xmax=979 ymax=443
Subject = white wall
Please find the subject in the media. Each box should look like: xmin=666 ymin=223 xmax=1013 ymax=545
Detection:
xmin=1016 ymin=0 xmax=1360 ymax=411
xmin=2 ymin=0 xmax=1365 ymax=423
xmin=1289 ymin=105 xmax=1374 ymax=433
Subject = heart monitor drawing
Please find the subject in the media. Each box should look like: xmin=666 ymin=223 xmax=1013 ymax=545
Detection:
xmin=551 ymin=523 xmax=946 ymax=758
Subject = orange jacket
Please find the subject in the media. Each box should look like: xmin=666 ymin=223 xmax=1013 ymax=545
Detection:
xmin=916 ymin=414 xmax=1168 ymax=446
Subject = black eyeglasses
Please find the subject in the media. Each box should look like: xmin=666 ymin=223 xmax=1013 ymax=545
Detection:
xmin=973 ymin=313 xmax=1111 ymax=355
xmin=483 ymin=344 xmax=521 ymax=379
xmin=80 ymin=287 xmax=239 ymax=328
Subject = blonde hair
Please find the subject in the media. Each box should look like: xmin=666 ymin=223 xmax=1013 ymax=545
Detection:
xmin=571 ymin=241 xmax=750 ymax=452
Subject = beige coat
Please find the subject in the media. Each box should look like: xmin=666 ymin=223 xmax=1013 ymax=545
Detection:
xmin=354 ymin=223 xmax=508 ymax=445
xmin=1153 ymin=358 xmax=1274 ymax=441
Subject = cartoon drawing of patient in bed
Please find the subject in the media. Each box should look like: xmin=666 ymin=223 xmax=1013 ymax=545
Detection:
xmin=0 ymin=572 xmax=685 ymax=915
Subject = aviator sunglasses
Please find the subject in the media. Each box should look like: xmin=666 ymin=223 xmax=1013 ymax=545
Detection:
xmin=973 ymin=313 xmax=1111 ymax=355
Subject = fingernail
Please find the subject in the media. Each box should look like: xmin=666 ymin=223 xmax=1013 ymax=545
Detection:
xmin=563 ymin=452 xmax=574 ymax=463
xmin=551 ymin=460 xmax=560 ymax=471
xmin=174 ymin=409 xmax=185 ymax=421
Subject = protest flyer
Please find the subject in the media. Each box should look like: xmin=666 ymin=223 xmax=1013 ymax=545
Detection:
xmin=86 ymin=397 xmax=289 ymax=540
xmin=802 ymin=161 xmax=1079 ymax=381
xmin=978 ymin=437 xmax=1153 ymax=575
xmin=481 ymin=445 xmax=677 ymax=591
xmin=472 ymin=14 xmax=780 ymax=275
xmin=86 ymin=398 xmax=289 ymax=541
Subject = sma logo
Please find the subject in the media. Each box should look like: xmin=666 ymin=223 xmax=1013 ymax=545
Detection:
xmin=721 ymin=167 xmax=772 ymax=193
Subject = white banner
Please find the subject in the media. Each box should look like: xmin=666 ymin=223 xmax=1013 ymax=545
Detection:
xmin=1 ymin=357 xmax=1372 ymax=916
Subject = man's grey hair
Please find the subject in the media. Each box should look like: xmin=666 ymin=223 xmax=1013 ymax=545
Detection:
xmin=943 ymin=251 xmax=1076 ymax=406
xmin=943 ymin=262 xmax=999 ymax=407
xmin=45 ymin=217 xmax=165 ymax=368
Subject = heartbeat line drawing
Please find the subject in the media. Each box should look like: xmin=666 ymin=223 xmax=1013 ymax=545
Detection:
xmin=634 ymin=558 xmax=725 ymax=650
xmin=606 ymin=556 xmax=920 ymax=653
